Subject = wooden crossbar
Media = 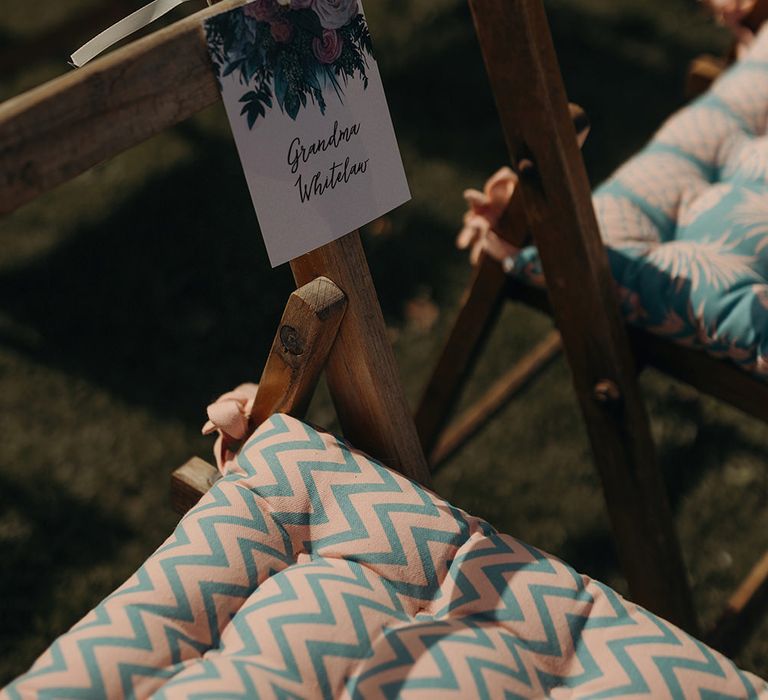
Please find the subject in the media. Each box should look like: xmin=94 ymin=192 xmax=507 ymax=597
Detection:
xmin=0 ymin=0 xmax=245 ymax=215
xmin=506 ymin=279 xmax=768 ymax=425
xmin=429 ymin=330 xmax=562 ymax=468
xmin=415 ymin=104 xmax=588 ymax=463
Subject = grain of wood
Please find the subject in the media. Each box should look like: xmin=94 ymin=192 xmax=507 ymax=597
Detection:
xmin=430 ymin=330 xmax=562 ymax=468
xmin=170 ymin=277 xmax=347 ymax=515
xmin=170 ymin=457 xmax=220 ymax=515
xmin=470 ymin=0 xmax=697 ymax=632
xmin=291 ymin=232 xmax=432 ymax=487
xmin=0 ymin=0 xmax=246 ymax=215
xmin=251 ymin=276 xmax=347 ymax=423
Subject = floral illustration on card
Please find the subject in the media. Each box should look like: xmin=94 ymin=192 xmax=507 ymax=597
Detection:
xmin=205 ymin=0 xmax=373 ymax=127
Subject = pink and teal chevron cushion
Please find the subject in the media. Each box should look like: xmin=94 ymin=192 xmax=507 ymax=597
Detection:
xmin=515 ymin=25 xmax=768 ymax=378
xmin=4 ymin=414 xmax=767 ymax=699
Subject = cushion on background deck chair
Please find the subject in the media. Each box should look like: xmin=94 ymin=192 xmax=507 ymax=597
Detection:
xmin=514 ymin=24 xmax=768 ymax=379
xmin=3 ymin=415 xmax=766 ymax=699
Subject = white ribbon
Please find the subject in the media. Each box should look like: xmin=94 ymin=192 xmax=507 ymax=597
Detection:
xmin=70 ymin=0 xmax=196 ymax=67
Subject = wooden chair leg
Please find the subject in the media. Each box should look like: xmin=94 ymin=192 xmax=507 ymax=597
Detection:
xmin=415 ymin=247 xmax=513 ymax=457
xmin=248 ymin=276 xmax=347 ymax=425
xmin=291 ymin=231 xmax=432 ymax=486
xmin=705 ymin=550 xmax=768 ymax=657
xmin=430 ymin=330 xmax=561 ymax=468
xmin=416 ymin=105 xmax=587 ymax=460
xmin=685 ymin=55 xmax=728 ymax=101
xmin=470 ymin=0 xmax=698 ymax=633
xmin=170 ymin=276 xmax=347 ymax=515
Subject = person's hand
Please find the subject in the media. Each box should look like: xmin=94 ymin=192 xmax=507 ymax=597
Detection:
xmin=703 ymin=0 xmax=756 ymax=55
xmin=456 ymin=167 xmax=520 ymax=267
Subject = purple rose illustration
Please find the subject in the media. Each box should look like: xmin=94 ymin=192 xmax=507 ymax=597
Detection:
xmin=244 ymin=0 xmax=278 ymax=21
xmin=205 ymin=0 xmax=373 ymax=125
xmin=312 ymin=28 xmax=342 ymax=63
xmin=312 ymin=0 xmax=359 ymax=29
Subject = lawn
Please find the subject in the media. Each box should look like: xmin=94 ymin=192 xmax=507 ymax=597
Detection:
xmin=1 ymin=0 xmax=766 ymax=684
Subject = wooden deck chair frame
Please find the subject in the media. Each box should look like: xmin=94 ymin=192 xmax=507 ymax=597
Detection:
xmin=1 ymin=0 xmax=764 ymax=660
xmin=414 ymin=0 xmax=768 ymax=655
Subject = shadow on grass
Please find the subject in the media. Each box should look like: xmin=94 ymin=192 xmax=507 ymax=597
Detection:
xmin=0 ymin=0 xmax=736 ymax=580
xmin=0 ymin=471 xmax=133 ymax=673
xmin=0 ymin=125 xmax=292 ymax=425
xmin=0 ymin=121 xmax=459 ymax=426
xmin=380 ymin=0 xmax=724 ymax=184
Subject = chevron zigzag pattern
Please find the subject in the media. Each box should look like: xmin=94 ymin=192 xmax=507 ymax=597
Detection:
xmin=3 ymin=414 xmax=767 ymax=699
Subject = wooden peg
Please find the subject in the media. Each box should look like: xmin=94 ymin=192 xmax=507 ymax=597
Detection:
xmin=170 ymin=277 xmax=347 ymax=515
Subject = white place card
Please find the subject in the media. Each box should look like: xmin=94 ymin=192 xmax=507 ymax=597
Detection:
xmin=204 ymin=0 xmax=410 ymax=267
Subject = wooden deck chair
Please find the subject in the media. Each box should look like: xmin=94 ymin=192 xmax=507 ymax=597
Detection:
xmin=418 ymin=0 xmax=768 ymax=470
xmin=415 ymin=0 xmax=768 ymax=654
xmin=0 ymin=0 xmax=765 ymax=698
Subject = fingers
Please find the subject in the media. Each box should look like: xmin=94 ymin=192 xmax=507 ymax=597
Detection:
xmin=470 ymin=238 xmax=484 ymax=266
xmin=456 ymin=224 xmax=477 ymax=251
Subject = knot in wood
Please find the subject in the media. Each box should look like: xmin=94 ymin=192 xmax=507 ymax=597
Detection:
xmin=593 ymin=379 xmax=621 ymax=405
xmin=280 ymin=325 xmax=304 ymax=355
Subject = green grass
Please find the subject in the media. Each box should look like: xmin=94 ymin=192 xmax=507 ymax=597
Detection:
xmin=1 ymin=0 xmax=767 ymax=684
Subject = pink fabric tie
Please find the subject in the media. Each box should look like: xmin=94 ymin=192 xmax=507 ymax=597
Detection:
xmin=202 ymin=383 xmax=260 ymax=473
xmin=457 ymin=167 xmax=519 ymax=265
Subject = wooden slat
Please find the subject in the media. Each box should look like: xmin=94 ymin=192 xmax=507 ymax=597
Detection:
xmin=250 ymin=276 xmax=347 ymax=424
xmin=685 ymin=55 xmax=728 ymax=100
xmin=506 ymin=279 xmax=768 ymax=425
xmin=171 ymin=457 xmax=220 ymax=516
xmin=630 ymin=328 xmax=768 ymax=424
xmin=415 ymin=103 xmax=586 ymax=458
xmin=430 ymin=329 xmax=562 ymax=468
xmin=170 ymin=277 xmax=347 ymax=515
xmin=470 ymin=0 xmax=697 ymax=632
xmin=291 ymin=232 xmax=432 ymax=487
xmin=0 ymin=0 xmax=245 ymax=215
xmin=705 ymin=550 xmax=768 ymax=657
xmin=415 ymin=187 xmax=528 ymax=456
